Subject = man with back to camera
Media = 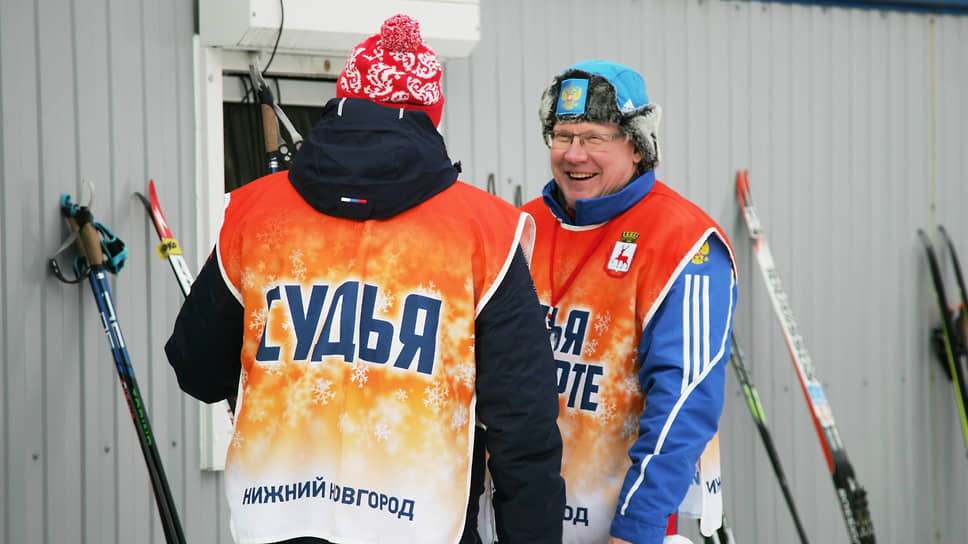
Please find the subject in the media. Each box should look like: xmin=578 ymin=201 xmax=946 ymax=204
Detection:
xmin=165 ymin=14 xmax=565 ymax=544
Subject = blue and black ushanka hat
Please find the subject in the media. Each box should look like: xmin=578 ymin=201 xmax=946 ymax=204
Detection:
xmin=539 ymin=59 xmax=662 ymax=173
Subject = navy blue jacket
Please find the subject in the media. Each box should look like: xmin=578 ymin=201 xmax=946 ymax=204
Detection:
xmin=166 ymin=98 xmax=564 ymax=544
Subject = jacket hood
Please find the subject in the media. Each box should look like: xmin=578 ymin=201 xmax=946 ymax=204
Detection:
xmin=289 ymin=97 xmax=459 ymax=220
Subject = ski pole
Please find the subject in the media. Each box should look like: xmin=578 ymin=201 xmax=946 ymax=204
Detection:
xmin=248 ymin=55 xmax=302 ymax=174
xmin=52 ymin=186 xmax=187 ymax=544
xmin=729 ymin=333 xmax=810 ymax=544
xmin=700 ymin=512 xmax=735 ymax=544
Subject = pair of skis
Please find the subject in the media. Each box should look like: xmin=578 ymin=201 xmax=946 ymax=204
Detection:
xmin=735 ymin=170 xmax=875 ymax=544
xmin=50 ymin=184 xmax=187 ymax=544
xmin=917 ymin=226 xmax=968 ymax=455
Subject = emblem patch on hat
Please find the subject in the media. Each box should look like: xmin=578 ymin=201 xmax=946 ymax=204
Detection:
xmin=556 ymin=78 xmax=589 ymax=115
xmin=606 ymin=231 xmax=640 ymax=277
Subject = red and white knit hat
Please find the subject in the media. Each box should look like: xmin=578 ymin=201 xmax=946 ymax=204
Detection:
xmin=337 ymin=14 xmax=445 ymax=127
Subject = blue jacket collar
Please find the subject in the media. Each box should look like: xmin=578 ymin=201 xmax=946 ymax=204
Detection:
xmin=541 ymin=170 xmax=656 ymax=226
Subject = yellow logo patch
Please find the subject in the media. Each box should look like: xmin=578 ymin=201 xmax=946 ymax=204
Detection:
xmin=691 ymin=241 xmax=710 ymax=265
xmin=560 ymin=84 xmax=583 ymax=111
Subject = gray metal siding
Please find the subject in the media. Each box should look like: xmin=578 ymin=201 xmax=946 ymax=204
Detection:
xmin=444 ymin=1 xmax=968 ymax=543
xmin=1 ymin=0 xmax=220 ymax=542
xmin=2 ymin=0 xmax=967 ymax=543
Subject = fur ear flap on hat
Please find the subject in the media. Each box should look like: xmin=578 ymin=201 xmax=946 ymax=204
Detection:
xmin=539 ymin=62 xmax=662 ymax=173
xmin=625 ymin=103 xmax=662 ymax=172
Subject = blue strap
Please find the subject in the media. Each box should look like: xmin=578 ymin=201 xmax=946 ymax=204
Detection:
xmin=92 ymin=222 xmax=127 ymax=274
xmin=59 ymin=193 xmax=127 ymax=276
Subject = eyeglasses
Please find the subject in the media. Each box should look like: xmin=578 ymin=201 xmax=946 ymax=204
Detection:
xmin=545 ymin=130 xmax=627 ymax=151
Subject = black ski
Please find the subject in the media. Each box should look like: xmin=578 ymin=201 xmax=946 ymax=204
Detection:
xmin=136 ymin=179 xmax=237 ymax=418
xmin=50 ymin=183 xmax=186 ymax=544
xmin=735 ymin=170 xmax=875 ymax=544
xmin=938 ymin=225 xmax=968 ymax=357
xmin=700 ymin=512 xmax=736 ymax=544
xmin=917 ymin=227 xmax=968 ymax=454
xmin=729 ymin=333 xmax=810 ymax=544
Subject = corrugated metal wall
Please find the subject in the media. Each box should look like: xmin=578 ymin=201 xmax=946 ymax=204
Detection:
xmin=1 ymin=0 xmax=966 ymax=543
xmin=442 ymin=1 xmax=968 ymax=543
xmin=0 ymin=0 xmax=223 ymax=542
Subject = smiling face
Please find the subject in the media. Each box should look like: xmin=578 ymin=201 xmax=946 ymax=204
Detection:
xmin=550 ymin=121 xmax=642 ymax=210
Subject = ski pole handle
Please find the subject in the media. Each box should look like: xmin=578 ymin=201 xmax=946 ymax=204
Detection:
xmin=261 ymin=102 xmax=279 ymax=154
xmin=260 ymin=92 xmax=281 ymax=173
xmin=70 ymin=216 xmax=104 ymax=267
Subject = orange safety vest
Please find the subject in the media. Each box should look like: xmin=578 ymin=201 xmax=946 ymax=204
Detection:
xmin=522 ymin=180 xmax=731 ymax=542
xmin=218 ymin=171 xmax=534 ymax=544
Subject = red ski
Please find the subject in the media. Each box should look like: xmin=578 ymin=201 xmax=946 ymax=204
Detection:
xmin=736 ymin=169 xmax=874 ymax=544
xmin=137 ymin=179 xmax=236 ymax=423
